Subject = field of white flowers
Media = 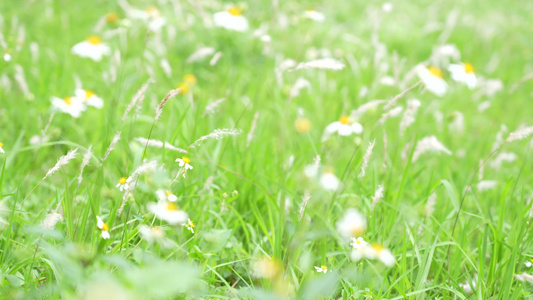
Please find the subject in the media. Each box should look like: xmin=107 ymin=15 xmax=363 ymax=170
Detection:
xmin=1 ymin=0 xmax=533 ymax=298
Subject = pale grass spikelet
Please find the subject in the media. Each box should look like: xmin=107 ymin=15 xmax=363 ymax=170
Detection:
xmin=351 ymin=100 xmax=386 ymax=118
xmin=382 ymin=131 xmax=388 ymax=170
xmin=14 ymin=64 xmax=32 ymax=98
xmin=292 ymin=58 xmax=345 ymax=71
xmin=370 ymin=185 xmax=384 ymax=214
xmin=201 ymin=98 xmax=226 ymax=118
xmin=44 ymin=148 xmax=78 ymax=180
xmin=489 ymin=152 xmax=517 ymax=169
xmin=41 ymin=212 xmax=63 ymax=229
xmin=506 ymin=126 xmax=533 ymax=143
xmin=514 ymin=273 xmax=533 ymax=284
xmin=77 ymin=145 xmax=93 ymax=185
xmin=299 ymin=190 xmax=311 ymax=221
xmin=359 ymin=139 xmax=375 ymax=179
xmin=186 ymin=47 xmax=215 ymax=63
xmin=412 ymin=136 xmax=452 ymax=162
xmin=477 ymin=180 xmax=498 ymax=192
xmin=42 ymin=113 xmax=55 ymax=136
xmin=384 ymin=80 xmax=422 ymax=110
xmin=275 ymin=58 xmax=297 ymax=85
xmin=210 ymin=52 xmax=223 ymax=66
xmin=200 ymin=176 xmax=215 ymax=194
xmin=155 ymin=89 xmax=180 ymax=121
xmin=189 ymin=128 xmax=243 ymax=149
xmin=448 ymin=111 xmax=464 ymax=134
xmin=122 ymin=79 xmax=153 ymax=121
xmin=399 ymin=99 xmax=421 ymax=136
xmin=478 ymin=159 xmax=484 ymax=181
xmin=118 ymin=160 xmax=159 ymax=214
xmin=134 ymin=137 xmax=187 ymax=153
xmin=289 ymin=77 xmax=311 ymax=100
xmin=492 ymin=124 xmax=508 ymax=151
xmin=101 ymin=131 xmax=121 ymax=165
xmin=425 ymin=193 xmax=437 ymax=218
xmin=379 ymin=106 xmax=403 ymax=124
xmin=246 ymin=113 xmax=260 ymax=148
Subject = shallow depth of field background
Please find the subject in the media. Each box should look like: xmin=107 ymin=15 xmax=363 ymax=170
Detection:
xmin=1 ymin=0 xmax=533 ymax=299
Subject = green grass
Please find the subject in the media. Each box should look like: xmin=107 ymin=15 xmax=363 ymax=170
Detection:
xmin=1 ymin=0 xmax=533 ymax=298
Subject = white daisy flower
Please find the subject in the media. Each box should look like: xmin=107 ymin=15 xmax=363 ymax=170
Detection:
xmin=323 ymin=116 xmax=363 ymax=140
xmin=350 ymin=237 xmax=368 ymax=250
xmin=116 ymin=177 xmax=131 ymax=192
xmin=96 ymin=216 xmax=110 ymax=239
xmin=416 ymin=65 xmax=447 ymax=96
xmin=74 ymin=89 xmax=104 ymax=109
xmin=71 ymin=36 xmax=111 ymax=61
xmin=448 ymin=62 xmax=477 ymax=89
xmin=130 ymin=6 xmax=166 ymax=32
xmin=304 ymin=10 xmax=325 ymax=22
xmin=0 ymin=142 xmax=4 ymax=154
xmin=3 ymin=50 xmax=11 ymax=62
xmin=314 ymin=265 xmax=328 ymax=273
xmin=156 ymin=189 xmax=178 ymax=202
xmin=184 ymin=218 xmax=195 ymax=233
xmin=147 ymin=201 xmax=188 ymax=225
xmin=138 ymin=225 xmax=165 ymax=243
xmin=176 ymin=156 xmax=193 ymax=170
xmin=364 ymin=244 xmax=395 ymax=267
xmin=213 ymin=7 xmax=249 ymax=32
xmin=320 ymin=171 xmax=341 ymax=191
xmin=336 ymin=208 xmax=367 ymax=240
xmin=50 ymin=96 xmax=86 ymax=118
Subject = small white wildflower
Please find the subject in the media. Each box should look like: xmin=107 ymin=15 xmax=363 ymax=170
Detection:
xmin=71 ymin=36 xmax=110 ymax=61
xmin=147 ymin=201 xmax=188 ymax=225
xmin=399 ymin=99 xmax=421 ymax=135
xmin=323 ymin=115 xmax=363 ymax=140
xmin=336 ymin=208 xmax=367 ymax=240
xmin=449 ymin=62 xmax=477 ymax=89
xmin=138 ymin=225 xmax=165 ymax=243
xmin=304 ymin=10 xmax=325 ymax=22
xmin=116 ymin=177 xmax=131 ymax=192
xmin=320 ymin=171 xmax=341 ymax=191
xmin=50 ymin=96 xmax=86 ymax=118
xmin=213 ymin=7 xmax=248 ymax=32
xmin=74 ymin=89 xmax=104 ymax=108
xmin=416 ymin=65 xmax=447 ymax=96
xmin=156 ymin=189 xmax=178 ymax=202
xmin=184 ymin=218 xmax=195 ymax=233
xmin=175 ymin=156 xmax=193 ymax=170
xmin=350 ymin=237 xmax=368 ymax=250
xmin=96 ymin=216 xmax=110 ymax=239
xmin=314 ymin=265 xmax=328 ymax=273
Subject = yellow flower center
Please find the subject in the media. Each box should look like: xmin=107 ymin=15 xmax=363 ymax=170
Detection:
xmin=530 ymin=258 xmax=533 ymax=263
xmin=295 ymin=118 xmax=312 ymax=133
xmin=189 ymin=219 xmax=196 ymax=227
xmin=372 ymin=243 xmax=384 ymax=252
xmin=64 ymin=97 xmax=72 ymax=105
xmin=339 ymin=116 xmax=351 ymax=124
xmin=177 ymin=83 xmax=190 ymax=94
xmin=167 ymin=202 xmax=178 ymax=211
xmin=464 ymin=62 xmax=475 ymax=73
xmin=182 ymin=156 xmax=191 ymax=164
xmin=86 ymin=36 xmax=102 ymax=45
xmin=165 ymin=190 xmax=172 ymax=197
xmin=4 ymin=49 xmax=9 ymax=54
xmin=101 ymin=223 xmax=109 ymax=231
xmin=183 ymin=74 xmax=197 ymax=85
xmin=356 ymin=240 xmax=361 ymax=244
xmin=0 ymin=142 xmax=3 ymax=147
xmin=428 ymin=66 xmax=444 ymax=78
xmin=85 ymin=90 xmax=95 ymax=98
xmin=105 ymin=12 xmax=120 ymax=23
xmin=321 ymin=265 xmax=327 ymax=270
xmin=228 ymin=7 xmax=243 ymax=16
xmin=350 ymin=227 xmax=363 ymax=237
xmin=146 ymin=6 xmax=160 ymax=18
xmin=118 ymin=177 xmax=127 ymax=184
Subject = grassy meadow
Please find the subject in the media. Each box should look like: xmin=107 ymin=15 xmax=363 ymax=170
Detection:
xmin=1 ymin=0 xmax=533 ymax=298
